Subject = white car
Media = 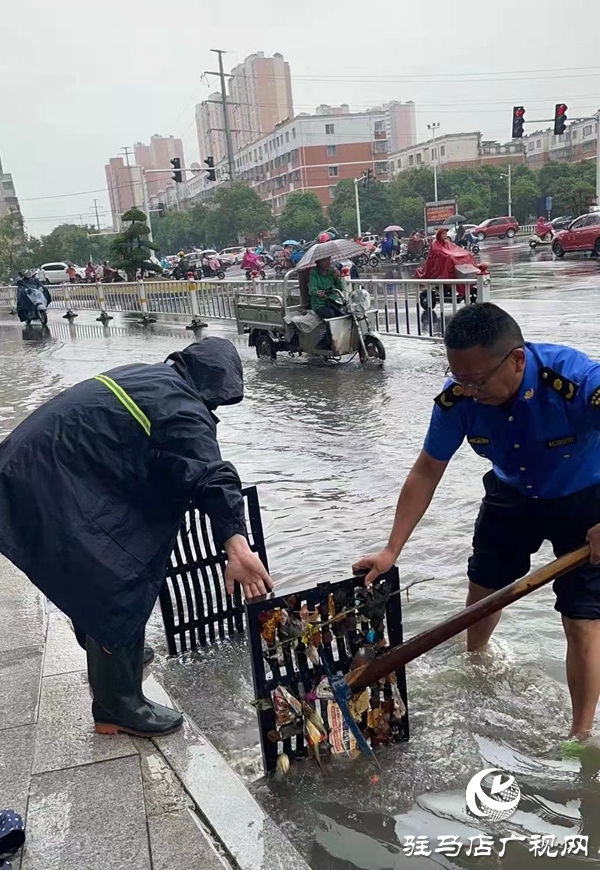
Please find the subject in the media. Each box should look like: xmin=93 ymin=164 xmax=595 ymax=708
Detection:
xmin=40 ymin=262 xmax=86 ymax=284
xmin=447 ymin=224 xmax=477 ymax=242
xmin=219 ymin=246 xmax=245 ymax=265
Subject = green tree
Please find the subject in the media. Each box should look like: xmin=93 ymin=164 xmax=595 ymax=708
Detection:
xmin=510 ymin=177 xmax=538 ymax=223
xmin=203 ymin=183 xmax=273 ymax=248
xmin=153 ymin=206 xmax=208 ymax=254
xmin=278 ymin=191 xmax=324 ymax=242
xmin=111 ymin=208 xmax=159 ymax=280
xmin=0 ymin=212 xmax=33 ymax=281
xmin=394 ymin=196 xmax=425 ymax=232
xmin=457 ymin=193 xmax=489 ymax=225
xmin=37 ymin=223 xmax=112 ymax=266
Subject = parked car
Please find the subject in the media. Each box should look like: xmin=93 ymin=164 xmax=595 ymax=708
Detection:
xmin=473 ymin=216 xmax=519 ymax=241
xmin=40 ymin=262 xmax=86 ymax=284
xmin=219 ymin=246 xmax=246 ymax=265
xmin=552 ymin=213 xmax=600 ymax=258
xmin=550 ymin=215 xmax=574 ymax=231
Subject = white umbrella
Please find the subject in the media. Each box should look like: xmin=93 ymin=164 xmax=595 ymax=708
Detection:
xmin=295 ymin=239 xmax=366 ymax=270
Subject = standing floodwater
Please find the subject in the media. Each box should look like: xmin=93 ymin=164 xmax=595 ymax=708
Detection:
xmin=2 ymin=242 xmax=600 ymax=868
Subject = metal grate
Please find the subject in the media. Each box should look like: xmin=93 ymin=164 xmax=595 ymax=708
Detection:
xmin=245 ymin=569 xmax=409 ymax=774
xmin=159 ymin=486 xmax=269 ymax=655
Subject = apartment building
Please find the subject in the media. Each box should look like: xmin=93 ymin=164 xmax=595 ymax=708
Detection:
xmin=388 ymin=131 xmax=524 ymax=176
xmin=195 ymin=94 xmax=229 ymax=166
xmin=0 ymin=156 xmax=20 ymax=218
xmin=523 ymin=116 xmax=599 ymax=167
xmin=133 ymin=135 xmax=184 ymax=200
xmin=210 ymin=110 xmax=391 ymax=215
xmin=104 ymin=157 xmax=144 ymax=229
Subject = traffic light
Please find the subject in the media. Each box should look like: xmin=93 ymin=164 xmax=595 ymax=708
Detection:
xmin=362 ymin=168 xmax=374 ymax=187
xmin=554 ymin=103 xmax=568 ymax=135
xmin=170 ymin=157 xmax=182 ymax=183
xmin=512 ymin=106 xmax=526 ymax=139
xmin=204 ymin=156 xmax=216 ymax=182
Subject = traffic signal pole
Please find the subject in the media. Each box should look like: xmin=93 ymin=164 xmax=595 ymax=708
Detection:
xmin=353 ymin=177 xmax=362 ymax=237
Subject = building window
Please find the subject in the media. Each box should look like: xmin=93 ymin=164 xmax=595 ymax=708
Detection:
xmin=375 ymin=161 xmax=388 ymax=174
xmin=329 ymin=186 xmax=337 ymax=199
xmin=431 ymin=147 xmax=437 ymax=160
xmin=397 ymin=158 xmax=402 ymax=170
xmin=325 ymin=124 xmax=335 ymax=135
xmin=572 ymin=130 xmax=578 ymax=140
xmin=584 ymin=141 xmax=594 ymax=152
xmin=416 ymin=153 xmax=422 ymax=165
xmin=528 ymin=141 xmax=535 ymax=151
xmin=374 ymin=140 xmax=388 ymax=153
xmin=292 ymin=127 xmax=296 ymax=139
xmin=440 ymin=145 xmax=445 ymax=157
xmin=536 ymin=140 xmax=541 ymax=150
xmin=584 ymin=125 xmax=592 ymax=136
xmin=409 ymin=154 xmax=414 ymax=166
xmin=327 ymin=144 xmax=337 ymax=156
xmin=258 ymin=146 xmax=262 ymax=158
xmin=374 ymin=120 xmax=385 ymax=132
xmin=328 ymin=165 xmax=339 ymax=177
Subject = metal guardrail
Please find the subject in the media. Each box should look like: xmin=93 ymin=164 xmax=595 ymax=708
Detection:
xmin=0 ymin=274 xmax=491 ymax=339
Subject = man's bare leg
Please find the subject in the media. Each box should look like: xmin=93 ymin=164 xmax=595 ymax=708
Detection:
xmin=562 ymin=616 xmax=600 ymax=739
xmin=466 ymin=581 xmax=503 ymax=652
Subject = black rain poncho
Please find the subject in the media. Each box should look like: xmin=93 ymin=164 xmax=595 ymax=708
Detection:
xmin=0 ymin=337 xmax=247 ymax=650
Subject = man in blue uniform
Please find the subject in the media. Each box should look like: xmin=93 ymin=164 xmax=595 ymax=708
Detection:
xmin=354 ymin=303 xmax=600 ymax=742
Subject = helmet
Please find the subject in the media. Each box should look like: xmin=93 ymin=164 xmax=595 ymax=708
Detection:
xmin=177 ymin=251 xmax=185 ymax=258
xmin=318 ymin=232 xmax=331 ymax=243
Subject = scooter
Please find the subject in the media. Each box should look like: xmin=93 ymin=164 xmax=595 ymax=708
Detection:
xmin=201 ymin=258 xmax=225 ymax=280
xmin=530 ymin=220 xmax=554 ymax=248
xmin=16 ymin=278 xmax=51 ymax=326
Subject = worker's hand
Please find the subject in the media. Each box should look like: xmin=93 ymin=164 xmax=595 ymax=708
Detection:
xmin=586 ymin=524 xmax=600 ymax=565
xmin=352 ymin=547 xmax=397 ymax=585
xmin=224 ymin=534 xmax=273 ymax=599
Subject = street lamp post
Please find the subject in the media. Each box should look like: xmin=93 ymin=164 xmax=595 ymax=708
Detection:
xmin=354 ymin=176 xmax=362 ymax=237
xmin=427 ymin=122 xmax=440 ymax=203
xmin=500 ymin=164 xmax=512 ymax=217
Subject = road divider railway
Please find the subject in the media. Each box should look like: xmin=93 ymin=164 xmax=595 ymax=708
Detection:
xmin=0 ymin=275 xmax=491 ymax=339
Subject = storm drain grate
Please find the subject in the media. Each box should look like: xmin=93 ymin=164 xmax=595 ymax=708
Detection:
xmin=245 ymin=569 xmax=409 ymax=774
xmin=159 ymin=486 xmax=269 ymax=655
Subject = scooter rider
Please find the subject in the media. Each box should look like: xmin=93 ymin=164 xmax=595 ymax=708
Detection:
xmin=0 ymin=338 xmax=273 ymax=738
xmin=15 ymin=270 xmax=51 ymax=325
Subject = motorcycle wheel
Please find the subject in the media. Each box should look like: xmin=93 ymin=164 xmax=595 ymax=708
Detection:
xmin=362 ymin=335 xmax=386 ymax=362
xmin=217 ymin=270 xmax=225 ymax=280
xmin=259 ymin=270 xmax=266 ymax=280
xmin=529 ymin=239 xmax=538 ymax=248
xmin=38 ymin=308 xmax=48 ymax=326
xmin=369 ymin=256 xmax=379 ymax=268
xmin=419 ymin=288 xmax=438 ymax=310
xmin=471 ymin=244 xmax=480 ymax=254
xmin=245 ymin=270 xmax=252 ymax=280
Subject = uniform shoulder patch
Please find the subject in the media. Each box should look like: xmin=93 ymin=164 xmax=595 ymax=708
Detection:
xmin=434 ymin=383 xmax=466 ymax=411
xmin=540 ymin=366 xmax=578 ymax=401
xmin=590 ymin=387 xmax=600 ymax=408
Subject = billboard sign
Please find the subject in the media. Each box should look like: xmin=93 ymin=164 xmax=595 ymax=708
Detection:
xmin=425 ymin=199 xmax=457 ymax=233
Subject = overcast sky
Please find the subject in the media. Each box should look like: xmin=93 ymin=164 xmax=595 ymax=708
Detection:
xmin=1 ymin=0 xmax=599 ymax=235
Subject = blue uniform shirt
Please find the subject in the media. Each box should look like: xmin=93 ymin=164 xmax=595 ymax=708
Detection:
xmin=423 ymin=342 xmax=600 ymax=499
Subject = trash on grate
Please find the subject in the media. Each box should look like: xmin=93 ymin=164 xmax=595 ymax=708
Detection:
xmin=245 ymin=569 xmax=409 ymax=774
xmin=159 ymin=486 xmax=269 ymax=656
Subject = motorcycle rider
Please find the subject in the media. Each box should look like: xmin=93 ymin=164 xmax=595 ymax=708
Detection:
xmin=308 ymin=257 xmax=346 ymax=319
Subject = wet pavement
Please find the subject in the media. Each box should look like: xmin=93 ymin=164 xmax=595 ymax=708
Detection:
xmin=2 ymin=238 xmax=600 ymax=869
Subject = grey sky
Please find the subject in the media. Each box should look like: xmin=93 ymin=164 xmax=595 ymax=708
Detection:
xmin=1 ymin=0 xmax=598 ymax=235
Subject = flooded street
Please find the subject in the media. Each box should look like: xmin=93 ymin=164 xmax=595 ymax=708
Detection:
xmin=2 ymin=240 xmax=600 ymax=868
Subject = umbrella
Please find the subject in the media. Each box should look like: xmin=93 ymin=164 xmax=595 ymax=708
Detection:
xmin=384 ymin=224 xmax=404 ymax=232
xmin=282 ymin=239 xmax=299 ymax=246
xmin=443 ymin=215 xmax=467 ymax=225
xmin=295 ymin=239 xmax=366 ymax=270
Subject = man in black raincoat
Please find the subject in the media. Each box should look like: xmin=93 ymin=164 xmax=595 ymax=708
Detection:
xmin=0 ymin=337 xmax=272 ymax=737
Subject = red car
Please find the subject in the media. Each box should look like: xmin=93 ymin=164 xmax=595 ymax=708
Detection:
xmin=473 ymin=216 xmax=519 ymax=241
xmin=552 ymin=213 xmax=600 ymax=258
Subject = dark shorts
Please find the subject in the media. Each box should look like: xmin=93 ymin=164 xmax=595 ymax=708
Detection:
xmin=468 ymin=471 xmax=600 ymax=620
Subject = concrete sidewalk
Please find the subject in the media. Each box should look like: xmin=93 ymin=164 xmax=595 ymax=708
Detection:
xmin=0 ymin=557 xmax=310 ymax=870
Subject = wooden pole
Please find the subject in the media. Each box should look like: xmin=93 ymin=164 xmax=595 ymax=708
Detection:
xmin=347 ymin=545 xmax=590 ymax=693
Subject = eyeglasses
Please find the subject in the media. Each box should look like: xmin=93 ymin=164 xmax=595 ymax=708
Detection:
xmin=445 ymin=346 xmax=523 ymax=391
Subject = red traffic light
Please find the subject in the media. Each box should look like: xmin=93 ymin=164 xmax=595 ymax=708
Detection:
xmin=557 ymin=104 xmax=567 ymax=115
xmin=515 ymin=107 xmax=525 ymax=118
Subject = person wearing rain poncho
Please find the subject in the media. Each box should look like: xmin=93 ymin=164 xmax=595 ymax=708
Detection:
xmin=0 ymin=337 xmax=272 ymax=737
xmin=15 ymin=270 xmax=51 ymax=324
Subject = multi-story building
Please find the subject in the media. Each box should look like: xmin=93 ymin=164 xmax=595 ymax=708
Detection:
xmin=367 ymin=101 xmax=417 ymax=152
xmin=105 ymin=157 xmax=144 ymax=229
xmin=133 ymin=135 xmax=184 ymax=201
xmin=523 ymin=115 xmax=599 ymax=167
xmin=195 ymin=94 xmax=229 ymax=166
xmin=230 ymin=52 xmax=294 ymax=150
xmin=207 ymin=109 xmax=391 ymax=216
xmin=388 ymin=131 xmax=524 ymax=176
xmin=0 ymin=156 xmax=20 ymax=218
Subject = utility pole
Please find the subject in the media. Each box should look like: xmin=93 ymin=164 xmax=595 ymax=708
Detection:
xmin=93 ymin=198 xmax=101 ymax=231
xmin=141 ymin=170 xmax=153 ymax=242
xmin=120 ymin=146 xmax=137 ymax=207
xmin=207 ymin=49 xmax=236 ymax=184
xmin=354 ymin=177 xmax=362 ymax=237
xmin=501 ymin=164 xmax=512 ymax=216
xmin=428 ymin=122 xmax=440 ymax=203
